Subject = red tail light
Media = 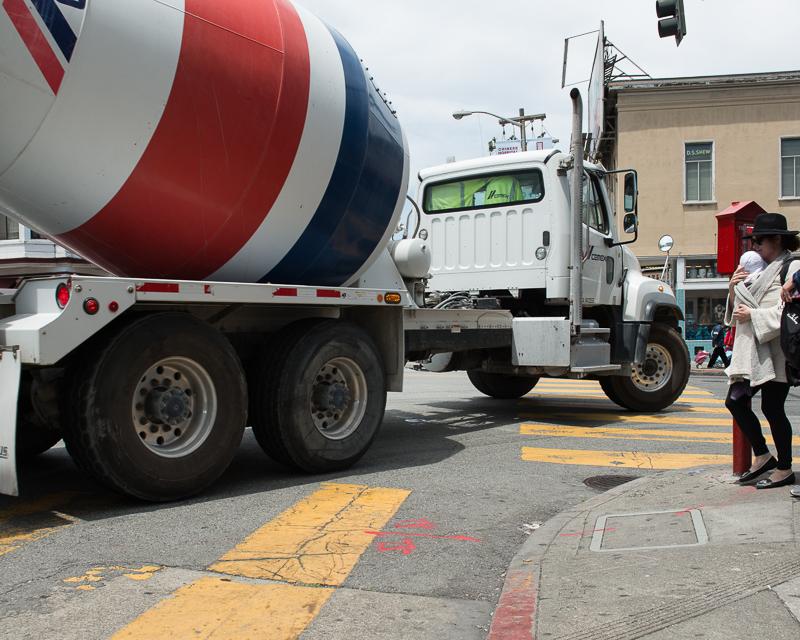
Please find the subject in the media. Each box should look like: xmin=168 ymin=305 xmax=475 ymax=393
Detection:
xmin=83 ymin=298 xmax=100 ymax=315
xmin=56 ymin=283 xmax=70 ymax=309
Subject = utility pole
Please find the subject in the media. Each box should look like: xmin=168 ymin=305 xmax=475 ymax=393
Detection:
xmin=519 ymin=108 xmax=528 ymax=152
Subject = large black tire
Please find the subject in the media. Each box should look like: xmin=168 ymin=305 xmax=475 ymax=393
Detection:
xmin=467 ymin=370 xmax=539 ymax=399
xmin=600 ymin=324 xmax=689 ymax=412
xmin=250 ymin=320 xmax=386 ymax=473
xmin=62 ymin=313 xmax=247 ymax=502
xmin=16 ymin=372 xmax=62 ymax=459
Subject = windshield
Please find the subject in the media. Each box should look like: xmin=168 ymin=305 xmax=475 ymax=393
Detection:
xmin=423 ymin=169 xmax=545 ymax=214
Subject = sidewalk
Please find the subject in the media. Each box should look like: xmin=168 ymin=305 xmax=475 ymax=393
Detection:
xmin=489 ymin=467 xmax=800 ymax=639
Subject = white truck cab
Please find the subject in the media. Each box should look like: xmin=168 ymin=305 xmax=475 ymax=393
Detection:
xmin=418 ymin=151 xmax=623 ymax=309
xmin=409 ymin=96 xmax=688 ymax=413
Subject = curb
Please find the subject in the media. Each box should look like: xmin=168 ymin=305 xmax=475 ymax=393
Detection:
xmin=690 ymin=367 xmax=726 ymax=377
xmin=487 ymin=472 xmax=666 ymax=640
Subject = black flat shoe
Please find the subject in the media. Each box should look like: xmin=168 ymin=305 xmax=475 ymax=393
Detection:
xmin=790 ymin=485 xmax=800 ymax=498
xmin=738 ymin=457 xmax=778 ymax=483
xmin=756 ymin=473 xmax=796 ymax=490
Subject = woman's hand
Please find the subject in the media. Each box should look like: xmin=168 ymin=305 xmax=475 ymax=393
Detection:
xmin=732 ymin=304 xmax=752 ymax=324
xmin=782 ymin=279 xmax=796 ymax=303
xmin=729 ymin=266 xmax=748 ymax=291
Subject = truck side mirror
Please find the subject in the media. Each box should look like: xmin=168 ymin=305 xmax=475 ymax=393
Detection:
xmin=623 ymin=213 xmax=638 ymax=234
xmin=623 ymin=172 xmax=637 ymax=213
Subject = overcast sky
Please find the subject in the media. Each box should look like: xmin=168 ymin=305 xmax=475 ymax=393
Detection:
xmin=299 ymin=0 xmax=799 ymax=184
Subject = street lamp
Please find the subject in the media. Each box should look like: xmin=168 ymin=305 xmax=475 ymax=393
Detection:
xmin=452 ymin=108 xmax=546 ymax=152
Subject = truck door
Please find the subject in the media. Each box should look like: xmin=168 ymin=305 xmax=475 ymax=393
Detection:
xmin=581 ymin=171 xmax=618 ymax=306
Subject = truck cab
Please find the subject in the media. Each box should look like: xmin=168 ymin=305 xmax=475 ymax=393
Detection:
xmin=412 ymin=147 xmax=688 ymax=411
xmin=418 ymin=151 xmax=622 ymax=308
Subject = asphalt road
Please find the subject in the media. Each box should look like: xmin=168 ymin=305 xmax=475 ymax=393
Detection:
xmin=1 ymin=371 xmax=796 ymax=639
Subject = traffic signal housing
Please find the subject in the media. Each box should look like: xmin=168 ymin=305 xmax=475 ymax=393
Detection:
xmin=656 ymin=0 xmax=687 ymax=46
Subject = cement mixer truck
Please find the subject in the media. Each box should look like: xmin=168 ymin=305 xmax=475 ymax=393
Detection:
xmin=0 ymin=0 xmax=688 ymax=501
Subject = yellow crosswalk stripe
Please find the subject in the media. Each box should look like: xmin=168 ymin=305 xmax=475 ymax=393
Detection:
xmin=521 ymin=411 xmax=730 ymax=426
xmin=209 ymin=482 xmax=409 ymax=584
xmin=519 ymin=423 xmax=777 ymax=445
xmin=0 ymin=493 xmax=79 ymax=557
xmin=533 ymin=383 xmax=712 ymax=396
xmin=527 ymin=391 xmax=724 ymax=404
xmin=111 ymin=578 xmax=332 ymax=640
xmin=520 ymin=446 xmax=729 ymax=469
xmin=518 ymin=400 xmax=731 ymax=415
xmin=112 ymin=483 xmax=410 ymax=639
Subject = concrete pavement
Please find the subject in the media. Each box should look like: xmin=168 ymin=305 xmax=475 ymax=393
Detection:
xmin=490 ymin=466 xmax=800 ymax=639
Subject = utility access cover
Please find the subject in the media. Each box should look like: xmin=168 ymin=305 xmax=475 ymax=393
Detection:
xmin=590 ymin=509 xmax=708 ymax=552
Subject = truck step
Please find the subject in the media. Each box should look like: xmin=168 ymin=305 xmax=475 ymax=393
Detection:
xmin=579 ymin=327 xmax=611 ymax=337
xmin=569 ymin=364 xmax=622 ymax=374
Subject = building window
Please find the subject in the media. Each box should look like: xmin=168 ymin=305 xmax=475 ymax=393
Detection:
xmin=0 ymin=215 xmax=19 ymax=241
xmin=781 ymin=137 xmax=800 ymax=198
xmin=685 ymin=142 xmax=713 ymax=202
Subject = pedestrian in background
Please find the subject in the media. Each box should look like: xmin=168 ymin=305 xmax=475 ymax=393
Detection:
xmin=725 ymin=213 xmax=800 ymax=490
xmin=707 ymin=322 xmax=729 ymax=368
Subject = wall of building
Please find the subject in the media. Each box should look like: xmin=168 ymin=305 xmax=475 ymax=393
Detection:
xmin=615 ymin=80 xmax=800 ymax=259
xmin=612 ymin=77 xmax=800 ymax=359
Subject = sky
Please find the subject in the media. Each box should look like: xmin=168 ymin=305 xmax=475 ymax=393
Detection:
xmin=298 ymin=0 xmax=799 ymax=186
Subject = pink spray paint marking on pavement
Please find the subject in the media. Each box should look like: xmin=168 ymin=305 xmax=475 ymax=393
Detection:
xmin=367 ymin=519 xmax=480 ymax=556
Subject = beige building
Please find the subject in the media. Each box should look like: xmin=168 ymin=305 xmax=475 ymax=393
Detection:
xmin=603 ymin=70 xmax=800 ymax=353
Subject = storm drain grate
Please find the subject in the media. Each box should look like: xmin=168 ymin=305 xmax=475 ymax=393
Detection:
xmin=583 ymin=474 xmax=640 ymax=492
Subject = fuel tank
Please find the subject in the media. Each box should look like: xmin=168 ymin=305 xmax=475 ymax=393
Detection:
xmin=0 ymin=0 xmax=409 ymax=286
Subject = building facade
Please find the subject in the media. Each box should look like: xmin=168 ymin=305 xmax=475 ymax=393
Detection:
xmin=606 ymin=71 xmax=800 ymax=354
xmin=0 ymin=217 xmax=103 ymax=288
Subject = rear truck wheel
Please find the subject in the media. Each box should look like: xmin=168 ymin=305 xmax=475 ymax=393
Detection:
xmin=467 ymin=370 xmax=539 ymax=399
xmin=600 ymin=324 xmax=689 ymax=412
xmin=16 ymin=371 xmax=62 ymax=459
xmin=62 ymin=313 xmax=247 ymax=502
xmin=250 ymin=320 xmax=386 ymax=473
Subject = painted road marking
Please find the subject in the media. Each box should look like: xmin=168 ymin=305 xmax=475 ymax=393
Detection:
xmin=520 ymin=447 xmax=729 ymax=469
xmin=520 ymin=423 xmax=778 ymax=446
xmin=518 ymin=400 xmax=731 ymax=415
xmin=209 ymin=482 xmax=410 ymax=584
xmin=0 ymin=493 xmax=79 ymax=557
xmin=534 ymin=387 xmax=713 ymax=397
xmin=521 ymin=412 xmax=731 ymax=426
xmin=112 ymin=483 xmax=410 ymax=639
xmin=112 ymin=578 xmax=333 ymax=640
xmin=527 ymin=391 xmax=724 ymax=404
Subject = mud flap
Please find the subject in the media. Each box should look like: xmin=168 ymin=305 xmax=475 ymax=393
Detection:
xmin=0 ymin=347 xmax=20 ymax=496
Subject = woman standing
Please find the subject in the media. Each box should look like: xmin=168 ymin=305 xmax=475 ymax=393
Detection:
xmin=725 ymin=213 xmax=799 ymax=489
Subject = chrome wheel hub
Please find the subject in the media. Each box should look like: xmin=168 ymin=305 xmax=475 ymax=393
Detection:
xmin=632 ymin=343 xmax=673 ymax=393
xmin=310 ymin=358 xmax=367 ymax=440
xmin=131 ymin=357 xmax=217 ymax=458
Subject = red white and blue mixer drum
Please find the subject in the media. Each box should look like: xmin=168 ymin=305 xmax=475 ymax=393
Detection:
xmin=0 ymin=0 xmax=409 ymax=286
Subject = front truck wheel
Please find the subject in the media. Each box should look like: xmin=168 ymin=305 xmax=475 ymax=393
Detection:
xmin=467 ymin=370 xmax=539 ymax=399
xmin=250 ymin=320 xmax=386 ymax=473
xmin=63 ymin=314 xmax=247 ymax=502
xmin=600 ymin=324 xmax=689 ymax=412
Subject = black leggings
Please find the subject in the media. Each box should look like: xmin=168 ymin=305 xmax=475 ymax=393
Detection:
xmin=725 ymin=381 xmax=793 ymax=470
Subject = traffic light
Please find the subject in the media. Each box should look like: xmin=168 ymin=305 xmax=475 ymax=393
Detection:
xmin=656 ymin=0 xmax=687 ymax=46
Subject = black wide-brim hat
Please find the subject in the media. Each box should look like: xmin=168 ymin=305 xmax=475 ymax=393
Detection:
xmin=742 ymin=212 xmax=799 ymax=239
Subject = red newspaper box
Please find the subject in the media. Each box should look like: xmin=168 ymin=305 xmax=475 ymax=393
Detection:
xmin=716 ymin=201 xmax=767 ymax=475
xmin=716 ymin=201 xmax=766 ymax=276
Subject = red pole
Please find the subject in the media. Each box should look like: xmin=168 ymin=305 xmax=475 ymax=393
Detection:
xmin=732 ymin=398 xmax=752 ymax=475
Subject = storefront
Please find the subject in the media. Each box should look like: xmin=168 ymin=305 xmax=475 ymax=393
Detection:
xmin=675 ymin=256 xmax=729 ymax=355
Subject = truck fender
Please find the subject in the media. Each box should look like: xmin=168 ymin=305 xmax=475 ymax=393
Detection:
xmin=635 ymin=302 xmax=684 ymax=363
xmin=0 ymin=347 xmax=21 ymax=496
